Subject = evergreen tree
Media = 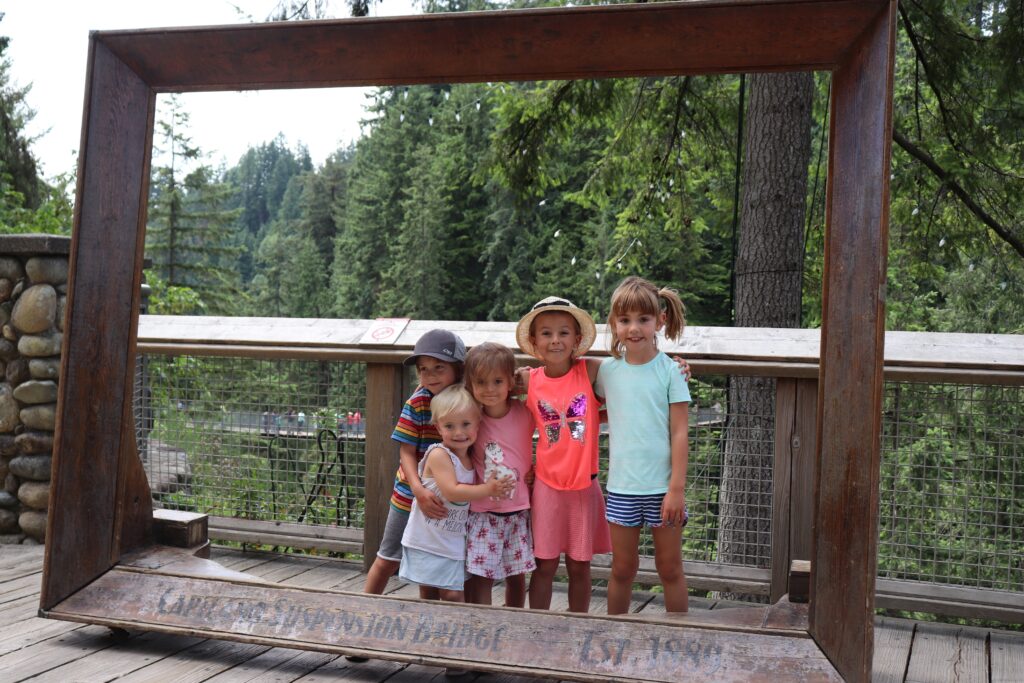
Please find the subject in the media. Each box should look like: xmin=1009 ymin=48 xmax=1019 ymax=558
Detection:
xmin=0 ymin=21 xmax=42 ymax=211
xmin=331 ymin=87 xmax=427 ymax=318
xmin=145 ymin=96 xmax=243 ymax=314
xmin=0 ymin=18 xmax=71 ymax=234
xmin=225 ymin=137 xmax=314 ymax=283
xmin=249 ymin=167 xmax=337 ymax=318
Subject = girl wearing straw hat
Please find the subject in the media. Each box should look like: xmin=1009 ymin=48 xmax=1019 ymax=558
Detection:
xmin=515 ymin=296 xmax=609 ymax=613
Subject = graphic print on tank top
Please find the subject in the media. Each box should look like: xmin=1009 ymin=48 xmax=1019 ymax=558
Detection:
xmin=536 ymin=392 xmax=588 ymax=444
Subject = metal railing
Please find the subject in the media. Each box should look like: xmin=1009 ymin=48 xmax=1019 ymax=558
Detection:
xmin=133 ymin=316 xmax=1024 ymax=621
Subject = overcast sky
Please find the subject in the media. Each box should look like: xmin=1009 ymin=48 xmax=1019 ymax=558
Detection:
xmin=4 ymin=0 xmax=418 ymax=179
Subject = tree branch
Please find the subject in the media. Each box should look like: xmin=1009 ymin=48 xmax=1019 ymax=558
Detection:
xmin=893 ymin=128 xmax=1024 ymax=259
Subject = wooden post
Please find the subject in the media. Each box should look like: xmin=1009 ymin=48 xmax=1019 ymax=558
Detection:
xmin=770 ymin=378 xmax=818 ymax=602
xmin=363 ymin=363 xmax=404 ymax=572
xmin=41 ymin=39 xmax=154 ymax=610
xmin=811 ymin=2 xmax=897 ymax=679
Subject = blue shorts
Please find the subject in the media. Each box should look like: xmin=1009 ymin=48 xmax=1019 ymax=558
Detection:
xmin=605 ymin=491 xmax=688 ymax=528
xmin=399 ymin=546 xmax=466 ymax=591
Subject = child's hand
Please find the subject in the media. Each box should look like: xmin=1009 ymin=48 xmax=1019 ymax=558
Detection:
xmin=414 ymin=485 xmax=447 ymax=519
xmin=524 ymin=466 xmax=535 ymax=486
xmin=513 ymin=367 xmax=531 ymax=396
xmin=485 ymin=473 xmax=516 ymax=499
xmin=672 ymin=356 xmax=692 ymax=381
xmin=661 ymin=490 xmax=687 ymax=527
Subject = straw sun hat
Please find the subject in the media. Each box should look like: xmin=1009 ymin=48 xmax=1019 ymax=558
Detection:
xmin=515 ymin=296 xmax=597 ymax=360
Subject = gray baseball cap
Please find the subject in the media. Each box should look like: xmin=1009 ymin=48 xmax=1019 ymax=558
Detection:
xmin=403 ymin=329 xmax=467 ymax=366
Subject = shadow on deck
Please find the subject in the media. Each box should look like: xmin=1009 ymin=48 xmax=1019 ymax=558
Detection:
xmin=1 ymin=544 xmax=1021 ymax=682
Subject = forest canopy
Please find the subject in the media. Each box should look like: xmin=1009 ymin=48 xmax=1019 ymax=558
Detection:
xmin=1 ymin=0 xmax=1020 ymax=334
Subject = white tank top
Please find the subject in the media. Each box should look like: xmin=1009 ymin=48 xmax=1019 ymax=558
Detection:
xmin=401 ymin=443 xmax=475 ymax=560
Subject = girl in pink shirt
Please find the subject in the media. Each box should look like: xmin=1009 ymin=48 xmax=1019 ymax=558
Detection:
xmin=463 ymin=342 xmax=537 ymax=608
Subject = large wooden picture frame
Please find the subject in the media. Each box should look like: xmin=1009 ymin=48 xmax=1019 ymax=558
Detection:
xmin=40 ymin=1 xmax=896 ymax=680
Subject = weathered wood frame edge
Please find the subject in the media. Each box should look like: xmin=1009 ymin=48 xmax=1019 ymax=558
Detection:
xmin=40 ymin=2 xmax=897 ymax=681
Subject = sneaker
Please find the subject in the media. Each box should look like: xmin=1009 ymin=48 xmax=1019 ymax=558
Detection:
xmin=344 ymin=655 xmax=369 ymax=663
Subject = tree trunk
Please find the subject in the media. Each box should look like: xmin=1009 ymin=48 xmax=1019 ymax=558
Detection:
xmin=718 ymin=72 xmax=814 ymax=577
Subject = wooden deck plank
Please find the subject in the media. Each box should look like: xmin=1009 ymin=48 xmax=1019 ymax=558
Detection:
xmin=209 ymin=549 xmax=283 ymax=573
xmin=991 ymin=631 xmax=1024 ymax=683
xmin=872 ymin=617 xmax=914 ymax=683
xmin=385 ymin=662 xmax=454 ymax=681
xmin=0 ymin=563 xmax=42 ymax=583
xmin=202 ymin=646 xmax=337 ymax=682
xmin=0 ymin=545 xmax=45 ymax=566
xmin=0 ymin=593 xmax=44 ymax=624
xmin=2 ymin=546 xmax=1017 ymax=682
xmin=0 ymin=573 xmax=43 ymax=604
xmin=0 ymin=613 xmax=85 ymax=658
xmin=24 ymin=631 xmax=205 ymax=683
xmin=243 ymin=556 xmax=329 ymax=584
xmin=292 ymin=654 xmax=407 ymax=682
xmin=279 ymin=561 xmax=364 ymax=590
xmin=115 ymin=638 xmax=273 ymax=682
xmin=905 ymin=622 xmax=988 ymax=683
xmin=0 ymin=624 xmax=123 ymax=680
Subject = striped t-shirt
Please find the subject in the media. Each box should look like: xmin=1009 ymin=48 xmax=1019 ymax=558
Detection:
xmin=389 ymin=386 xmax=441 ymax=512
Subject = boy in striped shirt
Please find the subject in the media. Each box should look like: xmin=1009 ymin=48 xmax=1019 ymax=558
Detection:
xmin=360 ymin=329 xmax=467 ymax=600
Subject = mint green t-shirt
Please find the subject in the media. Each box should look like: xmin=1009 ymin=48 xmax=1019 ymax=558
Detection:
xmin=595 ymin=353 xmax=691 ymax=495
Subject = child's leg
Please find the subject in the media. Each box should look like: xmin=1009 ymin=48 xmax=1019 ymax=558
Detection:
xmin=565 ymin=557 xmax=592 ymax=613
xmin=438 ymin=589 xmax=465 ymax=602
xmin=607 ymin=524 xmax=641 ymax=614
xmin=651 ymin=524 xmax=688 ymax=613
xmin=528 ymin=557 xmax=559 ymax=610
xmin=420 ymin=585 xmax=441 ymax=599
xmin=465 ymin=575 xmax=494 ymax=605
xmin=504 ymin=573 xmax=527 ymax=608
xmin=363 ymin=557 xmax=399 ymax=594
xmin=365 ymin=506 xmax=408 ymax=593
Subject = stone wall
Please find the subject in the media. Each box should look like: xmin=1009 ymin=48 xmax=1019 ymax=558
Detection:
xmin=0 ymin=234 xmax=70 ymax=545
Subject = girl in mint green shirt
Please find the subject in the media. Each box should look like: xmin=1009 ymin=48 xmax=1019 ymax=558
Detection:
xmin=594 ymin=276 xmax=690 ymax=615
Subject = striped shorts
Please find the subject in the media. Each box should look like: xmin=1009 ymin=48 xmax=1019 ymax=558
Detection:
xmin=605 ymin=491 xmax=689 ymax=528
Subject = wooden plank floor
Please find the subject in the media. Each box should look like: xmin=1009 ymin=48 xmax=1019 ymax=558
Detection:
xmin=2 ymin=544 xmax=1022 ymax=682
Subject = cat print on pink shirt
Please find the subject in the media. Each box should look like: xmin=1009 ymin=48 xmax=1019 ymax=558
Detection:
xmin=483 ymin=441 xmax=518 ymax=499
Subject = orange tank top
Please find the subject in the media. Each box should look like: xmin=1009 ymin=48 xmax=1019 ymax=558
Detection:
xmin=526 ymin=359 xmax=600 ymax=491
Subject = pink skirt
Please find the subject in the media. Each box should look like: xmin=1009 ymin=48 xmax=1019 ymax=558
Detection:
xmin=530 ymin=477 xmax=611 ymax=561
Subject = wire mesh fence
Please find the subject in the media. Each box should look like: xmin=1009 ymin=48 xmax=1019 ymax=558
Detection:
xmin=134 ymin=356 xmax=774 ymax=567
xmin=135 ymin=354 xmax=368 ymax=530
xmin=132 ymin=351 xmax=1023 ymax=598
xmin=878 ymin=380 xmax=1024 ymax=593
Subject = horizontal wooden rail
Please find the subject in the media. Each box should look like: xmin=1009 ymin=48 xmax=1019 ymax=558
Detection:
xmin=137 ymin=315 xmax=1024 ymax=385
xmin=206 ymin=517 xmax=363 ymax=555
xmin=876 ymin=579 xmax=1024 ymax=623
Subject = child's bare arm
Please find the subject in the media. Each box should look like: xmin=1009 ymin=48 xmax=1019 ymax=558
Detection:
xmin=400 ymin=443 xmax=446 ymax=519
xmin=662 ymin=402 xmax=690 ymax=526
xmin=426 ymin=451 xmax=515 ymax=503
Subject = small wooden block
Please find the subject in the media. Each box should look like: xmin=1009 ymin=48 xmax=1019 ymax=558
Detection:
xmin=789 ymin=560 xmax=811 ymax=603
xmin=153 ymin=509 xmax=208 ymax=549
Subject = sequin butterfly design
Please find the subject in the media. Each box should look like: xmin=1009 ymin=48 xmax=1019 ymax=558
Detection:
xmin=537 ymin=393 xmax=588 ymax=444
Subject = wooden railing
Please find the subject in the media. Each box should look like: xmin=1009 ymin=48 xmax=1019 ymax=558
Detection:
xmin=137 ymin=315 xmax=1024 ymax=622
